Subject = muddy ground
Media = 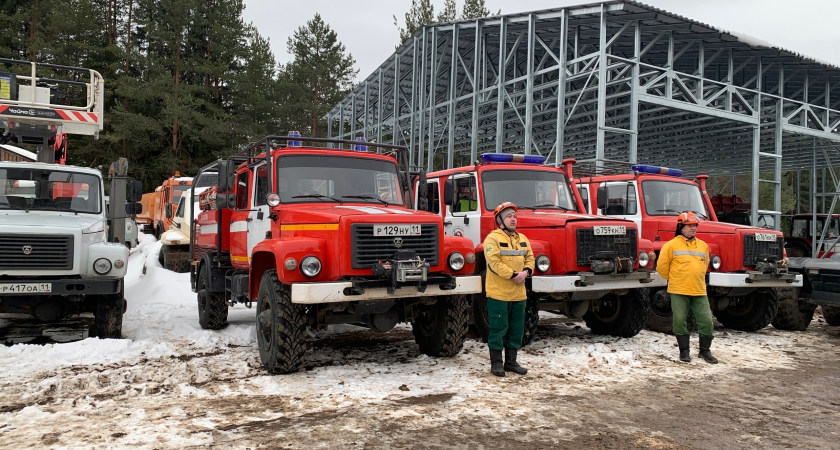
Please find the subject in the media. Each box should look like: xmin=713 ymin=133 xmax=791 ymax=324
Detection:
xmin=1 ymin=314 xmax=839 ymax=450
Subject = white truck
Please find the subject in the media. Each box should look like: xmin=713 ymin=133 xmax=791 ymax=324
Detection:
xmin=159 ymin=187 xmax=206 ymax=272
xmin=0 ymin=160 xmax=141 ymax=338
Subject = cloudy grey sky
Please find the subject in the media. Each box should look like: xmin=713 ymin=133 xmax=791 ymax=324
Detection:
xmin=243 ymin=0 xmax=840 ymax=79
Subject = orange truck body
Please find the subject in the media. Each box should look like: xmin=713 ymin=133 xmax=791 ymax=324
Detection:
xmin=135 ymin=174 xmax=193 ymax=236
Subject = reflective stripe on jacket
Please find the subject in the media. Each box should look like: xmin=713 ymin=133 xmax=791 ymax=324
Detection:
xmin=484 ymin=229 xmax=535 ymax=301
xmin=656 ymin=235 xmax=709 ymax=296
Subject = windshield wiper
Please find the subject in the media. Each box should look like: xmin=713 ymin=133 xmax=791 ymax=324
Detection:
xmin=524 ymin=203 xmax=570 ymax=211
xmin=656 ymin=209 xmax=682 ymax=214
xmin=291 ymin=194 xmax=343 ymax=204
xmin=341 ymin=195 xmax=389 ymax=206
xmin=693 ymin=210 xmax=709 ymax=220
xmin=33 ymin=205 xmax=79 ymax=215
xmin=0 ymin=202 xmax=27 ymax=211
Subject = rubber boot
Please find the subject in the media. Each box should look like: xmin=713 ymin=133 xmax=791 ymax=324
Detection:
xmin=503 ymin=348 xmax=528 ymax=375
xmin=490 ymin=349 xmax=505 ymax=377
xmin=676 ymin=334 xmax=691 ymax=362
xmin=699 ymin=336 xmax=718 ymax=364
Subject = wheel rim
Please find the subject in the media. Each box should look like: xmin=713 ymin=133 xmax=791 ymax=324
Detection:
xmin=197 ymin=274 xmax=207 ymax=315
xmin=257 ymin=296 xmax=273 ymax=351
xmin=649 ymin=290 xmax=671 ymax=317
xmin=726 ymin=295 xmax=755 ymax=317
xmin=414 ymin=305 xmax=438 ymax=337
xmin=594 ymin=294 xmax=621 ymax=322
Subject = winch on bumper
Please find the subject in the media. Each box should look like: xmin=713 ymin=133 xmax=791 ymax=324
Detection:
xmin=290 ymin=250 xmax=481 ymax=304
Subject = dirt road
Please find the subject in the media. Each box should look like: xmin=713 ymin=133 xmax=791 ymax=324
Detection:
xmin=1 ymin=314 xmax=838 ymax=449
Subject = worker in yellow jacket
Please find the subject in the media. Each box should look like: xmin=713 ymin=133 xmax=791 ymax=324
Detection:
xmin=484 ymin=202 xmax=535 ymax=377
xmin=656 ymin=212 xmax=718 ymax=364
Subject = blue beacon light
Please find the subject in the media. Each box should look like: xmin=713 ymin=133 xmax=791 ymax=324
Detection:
xmin=480 ymin=153 xmax=547 ymax=165
xmin=631 ymin=164 xmax=683 ymax=177
xmin=354 ymin=136 xmax=367 ymax=151
xmin=288 ymin=131 xmax=302 ymax=147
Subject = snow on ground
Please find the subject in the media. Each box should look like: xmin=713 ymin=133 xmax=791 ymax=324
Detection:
xmin=0 ymin=233 xmax=837 ymax=448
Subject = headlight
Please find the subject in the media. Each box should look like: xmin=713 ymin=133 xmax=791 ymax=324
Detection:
xmin=448 ymin=252 xmax=465 ymax=271
xmin=711 ymin=255 xmax=721 ymax=270
xmin=536 ymin=255 xmax=550 ymax=272
xmin=266 ymin=193 xmax=281 ymax=207
xmin=300 ymin=256 xmax=322 ymax=277
xmin=285 ymin=258 xmax=297 ymax=270
xmin=638 ymin=251 xmax=649 ymax=267
xmin=94 ymin=258 xmax=112 ymax=274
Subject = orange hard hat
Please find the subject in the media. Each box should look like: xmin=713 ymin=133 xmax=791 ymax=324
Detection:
xmin=677 ymin=211 xmax=700 ymax=225
xmin=494 ymin=202 xmax=518 ymax=227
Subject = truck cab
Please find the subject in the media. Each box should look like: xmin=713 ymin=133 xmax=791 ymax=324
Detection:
xmin=785 ymin=214 xmax=840 ymax=258
xmin=191 ymin=135 xmax=482 ymax=374
xmin=575 ymin=163 xmax=803 ymax=333
xmin=0 ymin=161 xmax=133 ymax=338
xmin=137 ymin=173 xmax=193 ymax=238
xmin=424 ymin=154 xmax=662 ymax=342
xmin=158 ymin=187 xmax=207 ymax=272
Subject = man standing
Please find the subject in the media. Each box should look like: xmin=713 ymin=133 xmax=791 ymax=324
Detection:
xmin=484 ymin=202 xmax=535 ymax=377
xmin=656 ymin=212 xmax=718 ymax=364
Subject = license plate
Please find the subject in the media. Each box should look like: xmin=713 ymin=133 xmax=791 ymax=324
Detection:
xmin=593 ymin=225 xmax=626 ymax=235
xmin=373 ymin=224 xmax=422 ymax=236
xmin=754 ymin=233 xmax=777 ymax=242
xmin=0 ymin=283 xmax=52 ymax=294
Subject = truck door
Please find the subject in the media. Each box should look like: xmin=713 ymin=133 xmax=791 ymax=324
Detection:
xmin=229 ymin=169 xmax=251 ymax=269
xmin=414 ymin=178 xmax=441 ymax=216
xmin=247 ymin=163 xmax=272 ymax=258
xmin=598 ymin=181 xmax=642 ymax=232
xmin=444 ymin=173 xmax=482 ymax=246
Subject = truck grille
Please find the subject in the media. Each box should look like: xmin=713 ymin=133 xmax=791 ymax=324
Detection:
xmin=351 ymin=224 xmax=439 ymax=269
xmin=576 ymin=228 xmax=638 ymax=266
xmin=0 ymin=234 xmax=74 ymax=270
xmin=743 ymin=234 xmax=784 ymax=266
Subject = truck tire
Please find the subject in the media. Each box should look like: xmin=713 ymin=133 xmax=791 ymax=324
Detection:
xmin=472 ymin=291 xmax=540 ymax=347
xmin=255 ymin=270 xmax=307 ymax=374
xmin=160 ymin=246 xmax=190 ymax=273
xmin=411 ymin=294 xmax=469 ymax=357
xmin=93 ymin=289 xmax=124 ymax=339
xmin=771 ymin=287 xmax=815 ymax=331
xmin=584 ymin=289 xmax=650 ymax=338
xmin=646 ymin=288 xmax=696 ymax=334
xmin=822 ymin=306 xmax=840 ymax=326
xmin=713 ymin=288 xmax=779 ymax=332
xmin=197 ymin=267 xmax=228 ymax=330
xmin=154 ymin=223 xmax=163 ymax=240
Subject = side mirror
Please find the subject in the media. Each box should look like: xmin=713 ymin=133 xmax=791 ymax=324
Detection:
xmin=165 ymin=203 xmax=172 ymax=219
xmin=129 ymin=180 xmax=143 ymax=202
xmin=215 ymin=193 xmax=234 ymax=209
xmin=218 ymin=161 xmax=235 ymax=192
xmin=596 ymin=186 xmax=607 ymax=210
xmin=125 ymin=202 xmax=142 ymax=215
xmin=443 ymin=179 xmax=454 ymax=206
xmin=418 ymin=171 xmax=428 ymax=197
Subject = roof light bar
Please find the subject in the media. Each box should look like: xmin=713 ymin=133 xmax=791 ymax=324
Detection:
xmin=480 ymin=153 xmax=547 ymax=165
xmin=288 ymin=131 xmax=302 ymax=147
xmin=631 ymin=164 xmax=683 ymax=177
xmin=355 ymin=136 xmax=367 ymax=151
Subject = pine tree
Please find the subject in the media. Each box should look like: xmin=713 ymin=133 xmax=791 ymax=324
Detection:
xmin=461 ymin=0 xmax=499 ymax=19
xmin=285 ymin=13 xmax=357 ymax=137
xmin=437 ymin=0 xmax=457 ymax=23
xmin=394 ymin=0 xmax=435 ymax=46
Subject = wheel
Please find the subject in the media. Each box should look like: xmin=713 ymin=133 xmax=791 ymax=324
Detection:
xmin=645 ymin=288 xmax=696 ymax=334
xmin=472 ymin=287 xmax=539 ymax=347
xmin=255 ymin=269 xmax=307 ymax=374
xmin=197 ymin=266 xmax=228 ymax=330
xmin=713 ymin=288 xmax=779 ymax=332
xmin=822 ymin=305 xmax=840 ymax=326
xmin=584 ymin=288 xmax=650 ymax=338
xmin=154 ymin=223 xmax=163 ymax=240
xmin=411 ymin=294 xmax=469 ymax=357
xmin=785 ymin=245 xmax=810 ymax=258
xmin=162 ymin=246 xmax=190 ymax=273
xmin=771 ymin=287 xmax=815 ymax=331
xmin=93 ymin=288 xmax=124 ymax=339
xmin=158 ymin=244 xmax=165 ymax=266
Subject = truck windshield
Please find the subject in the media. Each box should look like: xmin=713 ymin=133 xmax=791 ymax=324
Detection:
xmin=276 ymin=155 xmax=404 ymax=205
xmin=641 ymin=180 xmax=708 ymax=217
xmin=0 ymin=168 xmax=101 ymax=214
xmin=171 ymin=185 xmax=191 ymax=204
xmin=481 ymin=169 xmax=575 ymax=211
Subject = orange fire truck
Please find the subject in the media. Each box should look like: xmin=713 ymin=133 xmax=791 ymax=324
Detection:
xmin=190 ymin=135 xmax=481 ymax=374
xmin=425 ymin=154 xmax=662 ymax=344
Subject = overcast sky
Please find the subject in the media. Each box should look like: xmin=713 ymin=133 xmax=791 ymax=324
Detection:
xmin=243 ymin=0 xmax=840 ymax=79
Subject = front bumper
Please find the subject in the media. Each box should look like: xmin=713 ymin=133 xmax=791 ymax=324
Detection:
xmin=707 ymin=272 xmax=803 ymax=288
xmin=531 ymin=271 xmax=666 ymax=293
xmin=0 ymin=278 xmax=122 ymax=296
xmin=290 ymin=275 xmax=482 ymax=304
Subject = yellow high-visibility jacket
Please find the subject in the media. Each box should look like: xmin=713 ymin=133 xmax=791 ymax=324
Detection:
xmin=657 ymin=235 xmax=709 ymax=296
xmin=484 ymin=229 xmax=535 ymax=301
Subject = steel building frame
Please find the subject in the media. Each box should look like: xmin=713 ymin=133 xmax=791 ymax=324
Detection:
xmin=327 ymin=1 xmax=840 ymax=244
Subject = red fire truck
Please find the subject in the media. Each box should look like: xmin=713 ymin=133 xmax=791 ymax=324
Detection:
xmin=424 ymin=154 xmax=662 ymax=343
xmin=190 ymin=135 xmax=481 ymax=374
xmin=574 ymin=162 xmax=802 ymax=333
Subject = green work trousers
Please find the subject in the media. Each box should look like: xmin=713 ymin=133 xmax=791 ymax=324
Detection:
xmin=487 ymin=297 xmax=526 ymax=351
xmin=670 ymin=293 xmax=714 ymax=337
